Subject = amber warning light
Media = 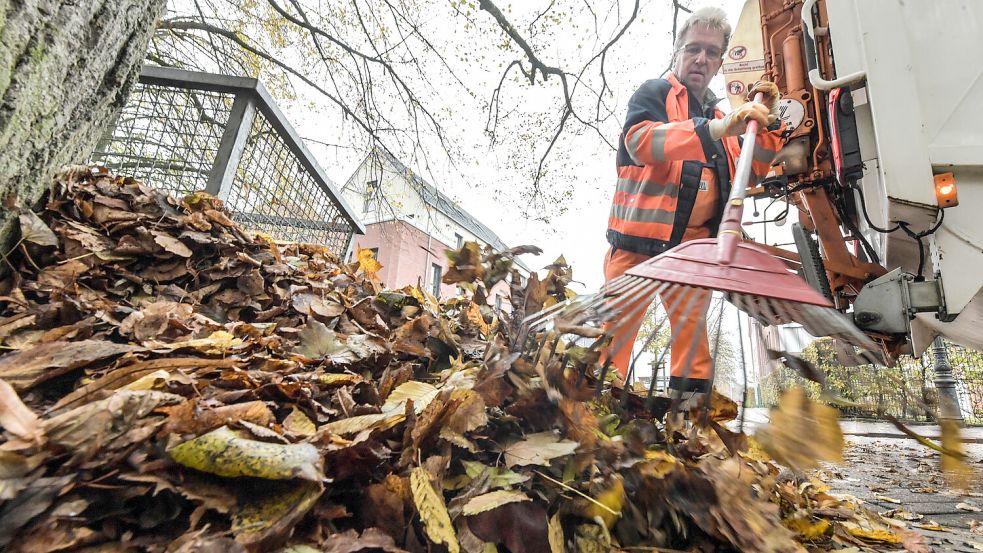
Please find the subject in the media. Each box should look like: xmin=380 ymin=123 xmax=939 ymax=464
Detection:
xmin=934 ymin=172 xmax=958 ymax=208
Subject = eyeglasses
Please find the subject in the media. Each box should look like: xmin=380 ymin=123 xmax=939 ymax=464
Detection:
xmin=681 ymin=43 xmax=724 ymax=60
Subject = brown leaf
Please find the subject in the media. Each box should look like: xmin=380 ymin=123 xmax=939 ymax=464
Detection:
xmin=443 ymin=242 xmax=485 ymax=285
xmin=393 ymin=314 xmax=432 ymax=357
xmin=0 ymin=340 xmax=141 ymax=391
xmin=43 ymin=390 xmax=182 ymax=463
xmin=320 ymin=528 xmax=410 ymax=553
xmin=19 ymin=211 xmax=59 ymax=247
xmin=362 ymin=475 xmax=411 ymax=543
xmin=152 ymin=231 xmax=193 ymax=257
xmin=692 ymin=389 xmax=739 ymax=424
xmin=161 ymin=400 xmax=275 ymax=435
xmin=36 ymin=259 xmax=88 ymax=289
xmin=118 ymin=301 xmax=194 ymax=341
xmin=0 ymin=475 xmax=74 ymax=548
xmin=0 ymin=379 xmax=41 ymax=444
xmin=467 ymin=500 xmax=549 ymax=553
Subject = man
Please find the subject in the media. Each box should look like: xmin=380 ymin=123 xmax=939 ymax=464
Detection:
xmin=604 ymin=7 xmax=783 ymax=401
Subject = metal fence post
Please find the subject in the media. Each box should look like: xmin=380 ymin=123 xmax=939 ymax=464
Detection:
xmin=933 ymin=336 xmax=963 ymax=421
xmin=206 ymin=93 xmax=256 ymax=200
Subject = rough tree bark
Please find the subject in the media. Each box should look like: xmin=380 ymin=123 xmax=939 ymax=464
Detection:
xmin=0 ymin=0 xmax=166 ymax=254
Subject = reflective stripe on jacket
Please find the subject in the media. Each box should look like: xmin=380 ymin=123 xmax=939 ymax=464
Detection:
xmin=607 ymin=73 xmax=784 ymax=257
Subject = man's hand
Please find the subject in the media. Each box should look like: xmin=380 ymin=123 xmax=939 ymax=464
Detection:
xmin=708 ymin=102 xmax=776 ymax=140
xmin=747 ymin=80 xmax=781 ymax=112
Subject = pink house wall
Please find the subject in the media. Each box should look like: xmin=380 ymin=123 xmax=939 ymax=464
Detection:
xmin=352 ymin=220 xmax=514 ymax=312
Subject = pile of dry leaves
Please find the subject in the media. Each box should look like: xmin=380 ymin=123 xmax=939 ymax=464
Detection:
xmin=0 ymin=167 xmax=933 ymax=552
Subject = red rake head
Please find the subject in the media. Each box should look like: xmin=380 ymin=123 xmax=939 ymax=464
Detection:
xmin=625 ymin=238 xmax=834 ymax=308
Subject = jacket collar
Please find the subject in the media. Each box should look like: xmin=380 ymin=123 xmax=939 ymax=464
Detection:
xmin=667 ymin=72 xmax=720 ymax=114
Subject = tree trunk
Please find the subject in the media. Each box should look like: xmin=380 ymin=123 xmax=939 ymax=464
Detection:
xmin=0 ymin=0 xmax=165 ymax=255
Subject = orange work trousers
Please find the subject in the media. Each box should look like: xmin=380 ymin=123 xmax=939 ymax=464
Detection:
xmin=602 ymin=246 xmax=712 ymax=392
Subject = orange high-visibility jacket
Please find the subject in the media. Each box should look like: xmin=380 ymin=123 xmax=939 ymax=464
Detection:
xmin=607 ymin=73 xmax=785 ymax=256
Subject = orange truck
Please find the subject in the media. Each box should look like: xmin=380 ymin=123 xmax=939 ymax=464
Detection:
xmin=728 ymin=0 xmax=983 ymax=360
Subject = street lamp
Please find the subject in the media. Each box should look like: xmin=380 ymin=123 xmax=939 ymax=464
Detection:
xmin=933 ymin=336 xmax=962 ymax=422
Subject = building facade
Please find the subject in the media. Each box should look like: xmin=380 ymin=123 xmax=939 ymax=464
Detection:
xmin=341 ymin=150 xmax=530 ymax=309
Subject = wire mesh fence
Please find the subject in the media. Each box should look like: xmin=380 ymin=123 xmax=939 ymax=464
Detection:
xmin=89 ymin=66 xmax=362 ymax=256
xmin=760 ymin=338 xmax=983 ymax=424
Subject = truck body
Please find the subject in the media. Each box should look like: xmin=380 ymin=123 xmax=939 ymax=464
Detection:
xmin=732 ymin=0 xmax=983 ymax=359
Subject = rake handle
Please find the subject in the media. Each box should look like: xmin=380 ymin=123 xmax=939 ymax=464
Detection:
xmin=717 ymin=92 xmax=766 ymax=265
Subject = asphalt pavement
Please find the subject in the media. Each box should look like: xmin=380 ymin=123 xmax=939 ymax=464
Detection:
xmin=735 ymin=408 xmax=983 ymax=552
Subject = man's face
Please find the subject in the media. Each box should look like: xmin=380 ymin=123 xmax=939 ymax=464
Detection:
xmin=673 ymin=26 xmax=726 ymax=96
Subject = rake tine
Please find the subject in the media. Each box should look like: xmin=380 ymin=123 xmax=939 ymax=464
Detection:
xmin=538 ymin=276 xmax=649 ymax=339
xmin=623 ymin=309 xmax=668 ymax=407
xmin=519 ymin=275 xmax=642 ymax=335
xmin=595 ymin=361 xmax=613 ymax=398
xmin=648 ymin=344 xmax=672 ymax=398
xmin=597 ymin=280 xmax=663 ymax=386
xmin=590 ymin=277 xmax=660 ymax=324
xmin=701 ymin=294 xmax=727 ymax=426
xmin=668 ymin=285 xmax=709 ymax=417
xmin=628 ymin=309 xmax=670 ymax=382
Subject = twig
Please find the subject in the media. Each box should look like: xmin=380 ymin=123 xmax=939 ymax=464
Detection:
xmin=534 ymin=470 xmax=619 ymax=516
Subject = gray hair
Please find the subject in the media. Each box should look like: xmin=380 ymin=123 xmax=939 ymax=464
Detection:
xmin=673 ymin=7 xmax=732 ymax=54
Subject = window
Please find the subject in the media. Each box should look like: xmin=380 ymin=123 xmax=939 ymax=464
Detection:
xmin=363 ymin=180 xmax=378 ymax=213
xmin=369 ymin=247 xmax=379 ymax=262
xmin=431 ymin=263 xmax=442 ymax=297
xmin=495 ymin=294 xmax=503 ymax=313
xmin=454 ymin=233 xmax=464 ymax=249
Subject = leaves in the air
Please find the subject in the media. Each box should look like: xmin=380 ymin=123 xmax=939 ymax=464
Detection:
xmin=356 ymin=247 xmax=382 ymax=278
xmin=755 ymin=387 xmax=843 ymax=470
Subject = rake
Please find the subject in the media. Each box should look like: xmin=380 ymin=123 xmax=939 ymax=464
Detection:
xmin=518 ymin=94 xmax=883 ymax=413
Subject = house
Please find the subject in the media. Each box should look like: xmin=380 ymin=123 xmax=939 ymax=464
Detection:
xmin=340 ymin=149 xmax=532 ymax=310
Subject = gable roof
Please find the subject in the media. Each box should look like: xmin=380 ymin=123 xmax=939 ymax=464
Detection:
xmin=373 ymin=150 xmax=532 ymax=272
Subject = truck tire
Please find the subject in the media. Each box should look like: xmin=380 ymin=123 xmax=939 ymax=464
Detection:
xmin=793 ymin=222 xmax=834 ymax=301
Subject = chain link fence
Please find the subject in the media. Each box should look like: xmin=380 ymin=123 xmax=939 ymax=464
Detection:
xmin=90 ymin=66 xmax=363 ymax=256
xmin=760 ymin=338 xmax=983 ymax=424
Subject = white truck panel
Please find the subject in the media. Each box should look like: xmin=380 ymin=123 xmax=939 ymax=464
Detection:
xmin=825 ymin=0 xmax=983 ymax=353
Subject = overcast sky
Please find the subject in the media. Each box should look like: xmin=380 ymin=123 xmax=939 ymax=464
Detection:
xmin=277 ymin=0 xmax=760 ymax=292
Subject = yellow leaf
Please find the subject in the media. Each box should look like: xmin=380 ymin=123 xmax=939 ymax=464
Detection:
xmin=357 ymin=247 xmax=382 ymax=278
xmin=322 ymin=413 xmax=405 ymax=436
xmin=383 ymin=381 xmax=439 ymax=414
xmin=461 ymin=490 xmax=531 ymax=516
xmin=639 ymin=450 xmax=678 ymax=479
xmin=316 ymin=373 xmax=363 ymax=387
xmin=783 ymin=517 xmax=830 ymax=540
xmin=232 ymin=481 xmax=323 ymax=547
xmin=465 ymin=301 xmax=491 ymax=336
xmin=941 ymin=419 xmax=972 ymax=490
xmin=410 ymin=466 xmax=459 ymax=553
xmin=548 ymin=513 xmax=564 ymax=553
xmin=167 ymin=426 xmax=322 ymax=481
xmin=576 ymin=476 xmax=624 ymax=529
xmin=122 ymin=370 xmax=170 ymax=391
xmin=844 ymin=526 xmax=902 ymax=544
xmin=913 ymin=521 xmax=946 ymax=532
xmin=283 ymin=407 xmax=316 ymax=437
xmin=755 ymin=387 xmax=842 ymax=470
